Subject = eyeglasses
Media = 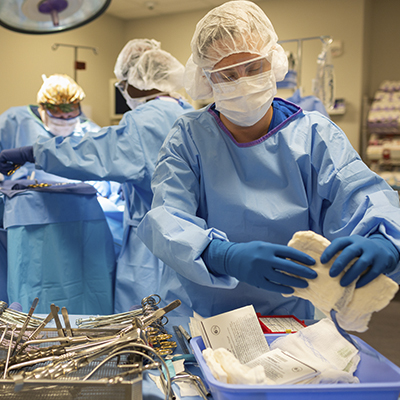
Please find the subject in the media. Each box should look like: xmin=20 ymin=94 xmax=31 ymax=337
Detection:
xmin=42 ymin=103 xmax=81 ymax=119
xmin=203 ymin=55 xmax=271 ymax=85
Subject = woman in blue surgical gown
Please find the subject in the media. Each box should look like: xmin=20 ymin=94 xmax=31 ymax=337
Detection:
xmin=135 ymin=1 xmax=400 ymax=320
xmin=0 ymin=39 xmax=194 ymax=313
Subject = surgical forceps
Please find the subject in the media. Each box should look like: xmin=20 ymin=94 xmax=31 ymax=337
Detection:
xmin=4 ymin=299 xmax=182 ymax=380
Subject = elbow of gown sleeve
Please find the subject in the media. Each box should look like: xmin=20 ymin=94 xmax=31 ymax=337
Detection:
xmin=137 ymin=205 xmax=239 ymax=288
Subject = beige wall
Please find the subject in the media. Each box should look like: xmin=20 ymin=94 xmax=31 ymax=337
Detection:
xmin=368 ymin=0 xmax=400 ymax=97
xmin=1 ymin=0 xmax=399 ymax=153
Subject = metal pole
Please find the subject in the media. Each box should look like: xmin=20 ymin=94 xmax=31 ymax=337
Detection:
xmin=74 ymin=47 xmax=78 ymax=81
xmin=51 ymin=44 xmax=98 ymax=83
xmin=278 ymin=36 xmax=332 ymax=90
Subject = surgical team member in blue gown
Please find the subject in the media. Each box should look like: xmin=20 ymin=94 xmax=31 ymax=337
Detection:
xmin=0 ymin=74 xmax=101 ymax=182
xmin=0 ymin=75 xmax=120 ymax=313
xmin=136 ymin=1 xmax=400 ymax=320
xmin=0 ymin=39 xmax=194 ymax=313
xmin=0 ymin=74 xmax=123 ymax=253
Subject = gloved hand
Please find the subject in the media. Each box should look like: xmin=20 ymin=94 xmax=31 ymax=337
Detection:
xmin=0 ymin=146 xmax=34 ymax=175
xmin=202 ymin=239 xmax=317 ymax=294
xmin=320 ymin=234 xmax=399 ymax=288
xmin=8 ymin=302 xmax=23 ymax=312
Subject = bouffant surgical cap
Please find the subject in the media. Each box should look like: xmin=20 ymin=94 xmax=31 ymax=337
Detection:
xmin=37 ymin=74 xmax=85 ymax=105
xmin=114 ymin=38 xmax=185 ymax=93
xmin=184 ymin=0 xmax=288 ymax=100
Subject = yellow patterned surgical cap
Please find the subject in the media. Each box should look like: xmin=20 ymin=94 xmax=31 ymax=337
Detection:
xmin=37 ymin=74 xmax=85 ymax=105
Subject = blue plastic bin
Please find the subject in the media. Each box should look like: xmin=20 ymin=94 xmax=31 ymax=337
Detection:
xmin=191 ymin=334 xmax=400 ymax=400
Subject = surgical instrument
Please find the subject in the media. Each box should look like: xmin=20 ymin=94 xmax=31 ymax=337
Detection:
xmin=10 ymin=297 xmax=39 ymax=357
xmin=61 ymin=307 xmax=73 ymax=337
xmin=51 ymin=303 xmax=66 ymax=338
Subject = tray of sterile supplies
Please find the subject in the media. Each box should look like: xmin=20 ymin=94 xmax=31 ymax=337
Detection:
xmin=0 ymin=328 xmax=144 ymax=400
xmin=191 ymin=334 xmax=400 ymax=400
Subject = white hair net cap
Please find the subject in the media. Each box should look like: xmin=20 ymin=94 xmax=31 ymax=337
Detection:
xmin=184 ymin=0 xmax=288 ymax=100
xmin=114 ymin=38 xmax=160 ymax=81
xmin=114 ymin=38 xmax=185 ymax=93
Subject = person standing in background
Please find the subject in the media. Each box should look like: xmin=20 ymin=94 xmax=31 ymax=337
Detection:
xmin=0 ymin=39 xmax=194 ymax=313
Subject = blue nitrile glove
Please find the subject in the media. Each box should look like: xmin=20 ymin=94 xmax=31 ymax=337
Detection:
xmin=202 ymin=239 xmax=317 ymax=294
xmin=8 ymin=302 xmax=22 ymax=312
xmin=320 ymin=234 xmax=399 ymax=288
xmin=0 ymin=146 xmax=34 ymax=175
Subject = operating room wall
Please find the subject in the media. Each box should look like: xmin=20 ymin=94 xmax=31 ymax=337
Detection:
xmin=122 ymin=0 xmax=368 ymax=152
xmin=1 ymin=1 xmax=399 ymax=152
xmin=0 ymin=13 xmax=126 ymax=127
xmin=367 ymin=0 xmax=400 ymax=98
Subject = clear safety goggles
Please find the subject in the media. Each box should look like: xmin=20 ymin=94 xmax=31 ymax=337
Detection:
xmin=203 ymin=55 xmax=271 ymax=85
xmin=115 ymin=79 xmax=128 ymax=94
xmin=43 ymin=102 xmax=81 ymax=120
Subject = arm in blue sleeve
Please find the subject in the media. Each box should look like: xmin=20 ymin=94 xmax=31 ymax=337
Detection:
xmin=33 ymin=119 xmax=144 ymax=183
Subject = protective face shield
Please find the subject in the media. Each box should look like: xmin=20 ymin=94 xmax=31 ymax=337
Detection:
xmin=39 ymin=105 xmax=81 ymax=137
xmin=43 ymin=102 xmax=82 ymax=118
xmin=203 ymin=55 xmax=270 ymax=85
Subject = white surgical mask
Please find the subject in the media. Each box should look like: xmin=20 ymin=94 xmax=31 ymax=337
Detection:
xmin=39 ymin=107 xmax=80 ymax=137
xmin=125 ymin=97 xmax=146 ymax=110
xmin=213 ymin=70 xmax=277 ymax=127
xmin=122 ymin=91 xmax=165 ymax=110
xmin=45 ymin=115 xmax=80 ymax=137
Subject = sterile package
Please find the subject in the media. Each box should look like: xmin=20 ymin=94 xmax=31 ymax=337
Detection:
xmin=269 ymin=319 xmax=360 ymax=384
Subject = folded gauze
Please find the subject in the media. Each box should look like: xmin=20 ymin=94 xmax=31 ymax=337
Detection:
xmin=202 ymin=347 xmax=267 ymax=385
xmin=283 ymin=230 xmax=399 ymax=332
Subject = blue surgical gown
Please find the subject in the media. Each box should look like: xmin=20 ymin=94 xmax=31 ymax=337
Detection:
xmin=1 ymin=182 xmax=116 ymax=314
xmin=0 ymin=105 xmax=124 ymax=252
xmin=137 ymin=98 xmax=400 ymax=320
xmin=32 ymin=97 xmax=194 ymax=312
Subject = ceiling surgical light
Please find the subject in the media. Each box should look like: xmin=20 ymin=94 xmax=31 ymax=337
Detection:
xmin=0 ymin=0 xmax=111 ymax=34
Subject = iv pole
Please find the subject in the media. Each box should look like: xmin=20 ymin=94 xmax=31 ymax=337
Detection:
xmin=278 ymin=35 xmax=333 ymax=90
xmin=51 ymin=43 xmax=98 ymax=82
